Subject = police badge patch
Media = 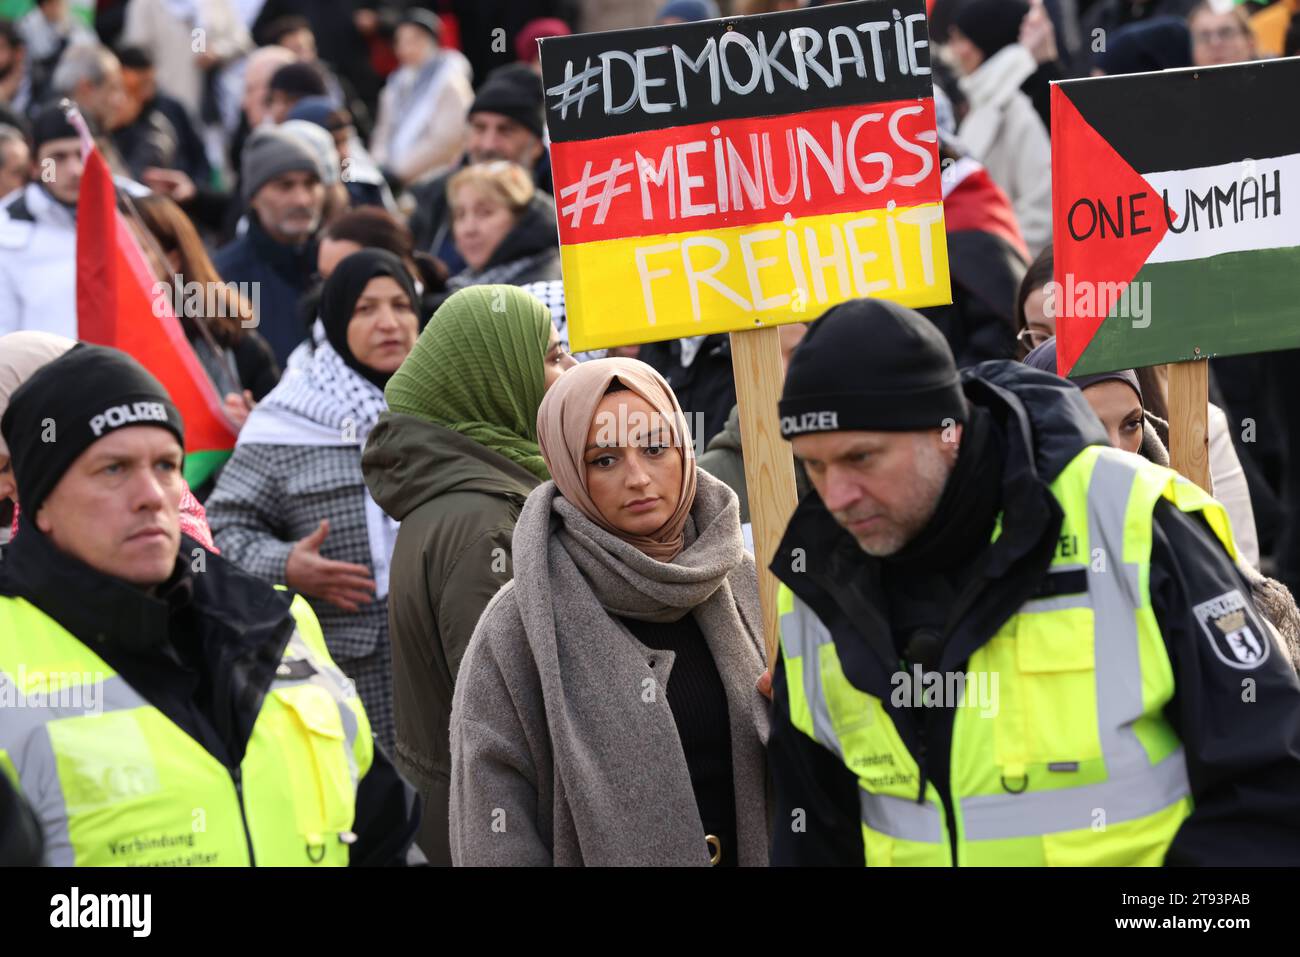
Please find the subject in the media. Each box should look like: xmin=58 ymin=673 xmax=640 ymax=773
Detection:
xmin=1192 ymin=589 xmax=1270 ymax=670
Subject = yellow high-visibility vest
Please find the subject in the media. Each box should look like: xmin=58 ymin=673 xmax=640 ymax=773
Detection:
xmin=0 ymin=594 xmax=373 ymax=866
xmin=779 ymin=445 xmax=1238 ymax=865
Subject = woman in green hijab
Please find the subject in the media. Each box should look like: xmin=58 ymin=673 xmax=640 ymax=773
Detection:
xmin=361 ymin=284 xmax=576 ymax=864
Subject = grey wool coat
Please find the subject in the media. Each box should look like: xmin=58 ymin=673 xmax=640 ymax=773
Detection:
xmin=449 ymin=469 xmax=771 ymax=866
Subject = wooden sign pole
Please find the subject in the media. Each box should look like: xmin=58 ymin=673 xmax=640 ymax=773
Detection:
xmin=729 ymin=327 xmax=800 ymax=667
xmin=1168 ymin=360 xmax=1211 ymax=490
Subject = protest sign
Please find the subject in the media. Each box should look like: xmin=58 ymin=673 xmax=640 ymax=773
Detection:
xmin=1052 ymin=57 xmax=1300 ymax=486
xmin=540 ymin=0 xmax=952 ymax=353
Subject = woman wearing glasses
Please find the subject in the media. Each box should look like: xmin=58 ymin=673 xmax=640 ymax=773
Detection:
xmin=1015 ymin=249 xmax=1260 ymax=568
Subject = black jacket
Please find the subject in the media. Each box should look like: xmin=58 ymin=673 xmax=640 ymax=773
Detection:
xmin=920 ymin=230 xmax=1025 ymax=368
xmin=212 ymin=217 xmax=318 ymax=367
xmin=639 ymin=334 xmax=737 ymax=451
xmin=0 ymin=773 xmax=42 ymax=866
xmin=769 ymin=361 xmax=1300 ymax=865
xmin=0 ymin=522 xmax=420 ymax=866
xmin=111 ymin=94 xmax=213 ymax=186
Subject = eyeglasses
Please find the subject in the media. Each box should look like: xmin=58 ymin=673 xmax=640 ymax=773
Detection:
xmin=1192 ymin=26 xmax=1249 ymax=45
xmin=1016 ymin=327 xmax=1052 ymax=351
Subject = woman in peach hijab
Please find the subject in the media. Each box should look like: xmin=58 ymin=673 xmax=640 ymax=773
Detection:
xmin=448 ymin=357 xmax=769 ymax=867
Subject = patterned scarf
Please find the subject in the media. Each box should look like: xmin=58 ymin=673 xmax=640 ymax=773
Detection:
xmin=446 ymin=251 xmax=555 ymax=292
xmin=239 ymin=321 xmax=388 ymax=449
xmin=237 ymin=323 xmax=399 ymax=597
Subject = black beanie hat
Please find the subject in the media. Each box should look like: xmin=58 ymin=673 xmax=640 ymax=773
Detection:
xmin=320 ymin=249 xmax=419 ymax=391
xmin=1093 ymin=17 xmax=1191 ymax=76
xmin=470 ymin=67 xmax=545 ymax=141
xmin=30 ymin=103 xmax=81 ymax=151
xmin=1 ymin=344 xmax=184 ymax=515
xmin=954 ymin=0 xmax=1029 ymax=60
xmin=268 ymin=61 xmax=328 ymax=99
xmin=779 ymin=300 xmax=967 ymax=438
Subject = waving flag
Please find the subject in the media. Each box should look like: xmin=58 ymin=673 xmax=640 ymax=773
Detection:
xmin=70 ymin=108 xmax=237 ymax=487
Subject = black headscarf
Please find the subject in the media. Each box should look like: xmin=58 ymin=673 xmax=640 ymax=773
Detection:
xmin=1093 ymin=17 xmax=1191 ymax=76
xmin=954 ymin=0 xmax=1029 ymax=60
xmin=319 ymin=249 xmax=420 ymax=390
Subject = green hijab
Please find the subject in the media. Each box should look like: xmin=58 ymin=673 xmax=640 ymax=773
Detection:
xmin=385 ymin=285 xmax=552 ymax=480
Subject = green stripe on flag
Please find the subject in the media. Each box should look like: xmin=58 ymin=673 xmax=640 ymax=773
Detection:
xmin=184 ymin=448 xmax=232 ymax=490
xmin=1071 ymin=246 xmax=1300 ymax=375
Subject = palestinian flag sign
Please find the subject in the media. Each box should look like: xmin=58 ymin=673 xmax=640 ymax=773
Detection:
xmin=1052 ymin=57 xmax=1300 ymax=376
xmin=539 ymin=0 xmax=951 ymax=353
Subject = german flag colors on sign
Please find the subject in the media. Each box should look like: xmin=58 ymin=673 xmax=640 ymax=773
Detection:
xmin=539 ymin=0 xmax=952 ymax=353
xmin=1051 ymin=58 xmax=1300 ymax=377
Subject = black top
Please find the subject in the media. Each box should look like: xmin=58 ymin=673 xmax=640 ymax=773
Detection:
xmin=618 ymin=613 xmax=738 ymax=867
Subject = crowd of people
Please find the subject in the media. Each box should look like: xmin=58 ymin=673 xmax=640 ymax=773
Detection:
xmin=2 ymin=0 xmax=1300 ymax=868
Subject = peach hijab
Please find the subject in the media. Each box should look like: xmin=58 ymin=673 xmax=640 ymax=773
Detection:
xmin=536 ymin=358 xmax=698 ymax=562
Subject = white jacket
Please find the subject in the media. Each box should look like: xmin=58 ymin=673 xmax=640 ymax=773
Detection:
xmin=370 ymin=50 xmax=474 ymax=185
xmin=121 ymin=0 xmax=251 ymax=123
xmin=0 ymin=184 xmax=77 ymax=339
xmin=958 ymin=44 xmax=1053 ymax=256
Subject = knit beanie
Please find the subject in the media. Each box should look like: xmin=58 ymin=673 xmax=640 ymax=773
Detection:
xmin=1 ymin=344 xmax=184 ymax=514
xmin=288 ymin=94 xmax=349 ymax=131
xmin=515 ymin=18 xmax=571 ymax=64
xmin=954 ymin=0 xmax=1029 ymax=60
xmin=779 ymin=300 xmax=968 ymax=438
xmin=656 ymin=0 xmax=720 ymax=22
xmin=241 ymin=126 xmax=323 ymax=201
xmin=1094 ymin=17 xmax=1191 ymax=76
xmin=398 ymin=9 xmax=442 ymax=42
xmin=470 ymin=67 xmax=545 ymax=140
xmin=278 ymin=119 xmax=339 ymax=185
xmin=30 ymin=103 xmax=80 ymax=151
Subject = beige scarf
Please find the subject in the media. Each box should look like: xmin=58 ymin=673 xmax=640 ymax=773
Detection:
xmin=507 ymin=467 xmax=768 ymax=864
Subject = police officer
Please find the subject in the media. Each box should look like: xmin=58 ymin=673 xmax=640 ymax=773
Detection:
xmin=769 ymin=300 xmax=1300 ymax=866
xmin=0 ymin=344 xmax=420 ymax=865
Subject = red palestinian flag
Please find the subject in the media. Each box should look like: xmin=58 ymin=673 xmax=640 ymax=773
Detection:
xmin=73 ymin=120 xmax=236 ymax=487
xmin=1051 ymin=57 xmax=1300 ymax=376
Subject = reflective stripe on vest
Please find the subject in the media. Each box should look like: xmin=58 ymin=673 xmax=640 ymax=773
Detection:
xmin=779 ymin=592 xmax=948 ymax=844
xmin=778 ymin=446 xmax=1231 ymax=864
xmin=0 ymin=594 xmax=371 ymax=866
